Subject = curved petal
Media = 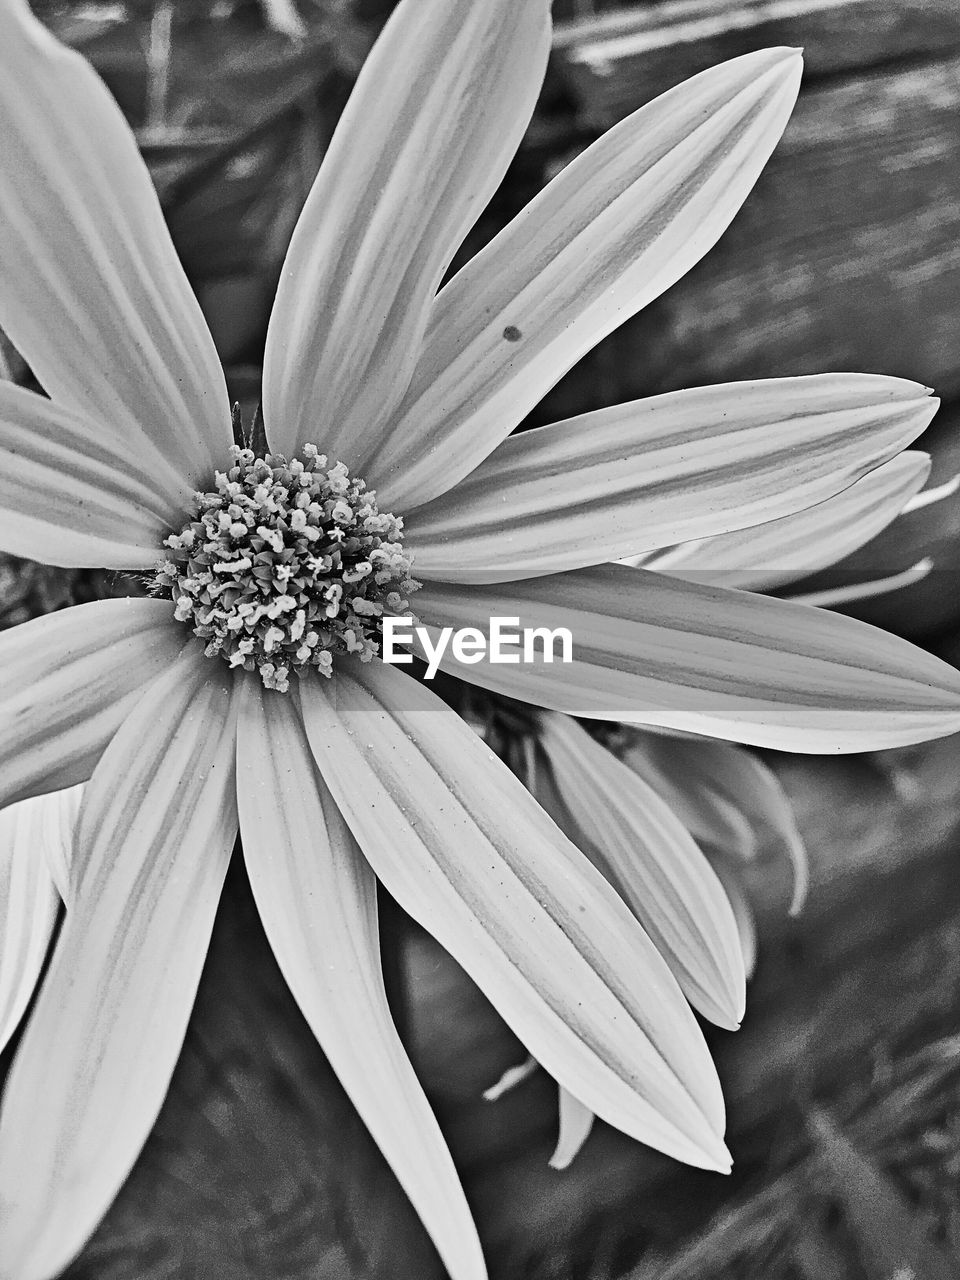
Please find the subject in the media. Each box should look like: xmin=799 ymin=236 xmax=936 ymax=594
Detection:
xmin=0 ymin=383 xmax=189 ymax=568
xmin=372 ymin=48 xmax=803 ymax=510
xmin=411 ymin=566 xmax=960 ymax=751
xmin=0 ymin=598 xmax=186 ymax=809
xmin=0 ymin=0 xmax=230 ymax=491
xmin=550 ymin=1087 xmax=596 ymax=1172
xmin=404 ymin=380 xmax=935 ymax=582
xmin=0 ymin=652 xmax=238 ymax=1279
xmin=236 ymin=681 xmax=487 ymax=1280
xmin=707 ymin=859 xmax=758 ymax=980
xmin=539 ymin=713 xmax=744 ymax=1029
xmin=635 ymin=450 xmax=932 ymax=591
xmin=618 ymin=733 xmax=808 ymax=912
xmin=300 ymin=659 xmax=730 ymax=1173
xmin=263 ymin=0 xmax=551 ymax=465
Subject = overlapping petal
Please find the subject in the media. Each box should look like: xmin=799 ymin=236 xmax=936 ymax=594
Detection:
xmin=708 ymin=859 xmax=758 ymax=980
xmin=372 ymin=48 xmax=803 ymax=510
xmin=412 ymin=566 xmax=960 ymax=751
xmin=237 ymin=682 xmax=486 ymax=1280
xmin=0 ymin=382 xmax=190 ymax=568
xmin=403 ymin=379 xmax=936 ymax=582
xmin=0 ymin=653 xmax=238 ymax=1279
xmin=0 ymin=599 xmax=186 ymax=809
xmin=300 ymin=658 xmax=730 ymax=1172
xmin=262 ymin=0 xmax=551 ymax=465
xmin=539 ymin=712 xmax=745 ymax=1029
xmin=0 ymin=0 xmax=230 ymax=492
xmin=550 ymin=1088 xmax=596 ymax=1172
xmin=635 ymin=450 xmax=932 ymax=591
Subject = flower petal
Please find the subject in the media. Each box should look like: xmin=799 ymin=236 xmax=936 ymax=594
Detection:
xmin=0 ymin=598 xmax=185 ymax=809
xmin=0 ymin=652 xmax=238 ymax=1278
xmin=539 ymin=713 xmax=745 ymax=1030
xmin=411 ymin=566 xmax=960 ymax=751
xmin=300 ymin=659 xmax=730 ymax=1172
xmin=262 ymin=0 xmax=551 ymax=465
xmin=550 ymin=1087 xmax=596 ymax=1172
xmin=404 ymin=380 xmax=935 ymax=582
xmin=372 ymin=48 xmax=803 ymax=510
xmin=635 ymin=450 xmax=932 ymax=591
xmin=0 ymin=1 xmax=230 ymax=489
xmin=707 ymin=859 xmax=758 ymax=980
xmin=236 ymin=680 xmax=487 ymax=1280
xmin=0 ymin=382 xmax=190 ymax=568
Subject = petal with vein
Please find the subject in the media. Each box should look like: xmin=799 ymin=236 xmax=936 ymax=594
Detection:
xmin=263 ymin=0 xmax=551 ymax=465
xmin=237 ymin=680 xmax=487 ymax=1280
xmin=634 ymin=450 xmax=931 ymax=591
xmin=539 ymin=713 xmax=744 ymax=1029
xmin=0 ymin=382 xmax=189 ymax=568
xmin=300 ymin=659 xmax=730 ymax=1172
xmin=412 ymin=567 xmax=960 ymax=751
xmin=0 ymin=599 xmax=186 ymax=809
xmin=373 ymin=48 xmax=803 ymax=510
xmin=404 ymin=380 xmax=935 ymax=582
xmin=0 ymin=652 xmax=238 ymax=1279
xmin=550 ymin=1087 xmax=597 ymax=1171
xmin=0 ymin=1 xmax=230 ymax=490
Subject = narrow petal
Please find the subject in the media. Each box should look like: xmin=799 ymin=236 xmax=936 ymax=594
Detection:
xmin=707 ymin=859 xmax=758 ymax=980
xmin=550 ymin=1087 xmax=597 ymax=1171
xmin=539 ymin=713 xmax=745 ymax=1029
xmin=372 ymin=48 xmax=803 ymax=510
xmin=404 ymin=380 xmax=935 ymax=582
xmin=411 ymin=566 xmax=960 ymax=751
xmin=262 ymin=0 xmax=551 ymax=465
xmin=0 ymin=382 xmax=190 ymax=568
xmin=617 ymin=734 xmax=808 ymax=911
xmin=0 ymin=652 xmax=238 ymax=1279
xmin=0 ymin=1 xmax=230 ymax=490
xmin=0 ymin=598 xmax=185 ymax=808
xmin=300 ymin=659 xmax=730 ymax=1172
xmin=0 ymin=797 xmax=60 ymax=1053
xmin=236 ymin=680 xmax=487 ymax=1280
xmin=635 ymin=450 xmax=932 ymax=591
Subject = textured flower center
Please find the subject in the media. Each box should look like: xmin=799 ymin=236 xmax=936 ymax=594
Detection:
xmin=153 ymin=444 xmax=418 ymax=691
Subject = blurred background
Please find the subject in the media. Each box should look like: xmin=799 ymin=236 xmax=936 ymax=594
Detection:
xmin=5 ymin=1 xmax=960 ymax=1276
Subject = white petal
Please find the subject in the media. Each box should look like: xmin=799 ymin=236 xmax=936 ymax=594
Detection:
xmin=411 ymin=567 xmax=960 ymax=751
xmin=300 ymin=659 xmax=730 ymax=1172
xmin=372 ymin=48 xmax=803 ymax=510
xmin=404 ymin=379 xmax=935 ymax=582
xmin=707 ymin=859 xmax=758 ymax=980
xmin=262 ymin=0 xmax=551 ymax=465
xmin=0 ymin=1 xmax=230 ymax=490
xmin=549 ymin=1088 xmax=596 ymax=1171
xmin=0 ymin=653 xmax=238 ymax=1279
xmin=236 ymin=679 xmax=487 ymax=1280
xmin=0 ymin=599 xmax=185 ymax=808
xmin=539 ymin=713 xmax=745 ymax=1029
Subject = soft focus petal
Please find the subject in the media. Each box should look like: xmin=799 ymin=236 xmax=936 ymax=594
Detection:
xmin=708 ymin=859 xmax=758 ymax=980
xmin=300 ymin=659 xmax=730 ymax=1172
xmin=412 ymin=567 xmax=960 ymax=751
xmin=0 ymin=599 xmax=185 ymax=808
xmin=0 ymin=0 xmax=230 ymax=491
xmin=263 ymin=0 xmax=551 ymax=465
xmin=404 ymin=380 xmax=935 ymax=582
xmin=0 ymin=653 xmax=238 ymax=1279
xmin=0 ymin=383 xmax=190 ymax=568
xmin=539 ymin=713 xmax=745 ymax=1029
xmin=550 ymin=1087 xmax=596 ymax=1172
xmin=636 ymin=450 xmax=932 ymax=591
xmin=373 ymin=48 xmax=803 ymax=510
xmin=617 ymin=734 xmax=809 ymax=912
xmin=237 ymin=681 xmax=487 ymax=1280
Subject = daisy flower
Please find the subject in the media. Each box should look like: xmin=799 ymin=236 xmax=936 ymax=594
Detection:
xmin=1 ymin=1 xmax=960 ymax=1278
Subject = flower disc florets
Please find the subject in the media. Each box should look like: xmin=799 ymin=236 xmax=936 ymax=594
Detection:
xmin=154 ymin=444 xmax=419 ymax=691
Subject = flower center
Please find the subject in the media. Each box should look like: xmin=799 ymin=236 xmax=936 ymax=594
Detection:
xmin=153 ymin=444 xmax=418 ymax=691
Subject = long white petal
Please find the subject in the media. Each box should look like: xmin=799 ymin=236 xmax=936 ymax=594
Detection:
xmin=0 ymin=797 xmax=58 ymax=1053
xmin=0 ymin=652 xmax=238 ymax=1279
xmin=550 ymin=1087 xmax=596 ymax=1171
xmin=236 ymin=679 xmax=487 ymax=1280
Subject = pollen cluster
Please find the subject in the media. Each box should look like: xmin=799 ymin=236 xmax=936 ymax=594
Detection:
xmin=154 ymin=444 xmax=418 ymax=691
